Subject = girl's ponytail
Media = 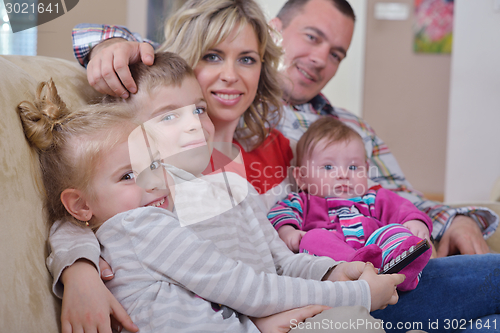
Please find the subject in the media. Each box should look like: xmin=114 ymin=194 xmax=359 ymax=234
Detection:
xmin=17 ymin=79 xmax=70 ymax=152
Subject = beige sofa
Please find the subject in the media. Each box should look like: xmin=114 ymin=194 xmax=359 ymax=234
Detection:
xmin=1 ymin=55 xmax=499 ymax=332
xmin=0 ymin=55 xmax=101 ymax=332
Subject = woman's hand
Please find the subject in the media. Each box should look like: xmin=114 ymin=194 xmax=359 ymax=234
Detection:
xmin=359 ymin=263 xmax=404 ymax=311
xmin=87 ymin=38 xmax=155 ymax=98
xmin=277 ymin=225 xmax=306 ymax=253
xmin=251 ymin=305 xmax=330 ymax=333
xmin=60 ymin=259 xmax=138 ymax=333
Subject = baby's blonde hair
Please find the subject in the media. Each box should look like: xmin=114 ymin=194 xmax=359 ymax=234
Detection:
xmin=18 ymin=80 xmax=135 ymax=228
xmin=158 ymin=0 xmax=283 ymax=149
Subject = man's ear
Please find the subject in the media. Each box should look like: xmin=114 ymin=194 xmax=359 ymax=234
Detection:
xmin=292 ymin=166 xmax=306 ymax=191
xmin=61 ymin=189 xmax=93 ymax=222
xmin=269 ymin=17 xmax=282 ymax=32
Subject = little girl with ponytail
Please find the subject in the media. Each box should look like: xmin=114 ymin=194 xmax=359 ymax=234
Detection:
xmin=18 ymin=79 xmax=137 ymax=229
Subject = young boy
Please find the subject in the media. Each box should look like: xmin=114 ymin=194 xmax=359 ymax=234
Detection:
xmin=268 ymin=117 xmax=432 ymax=291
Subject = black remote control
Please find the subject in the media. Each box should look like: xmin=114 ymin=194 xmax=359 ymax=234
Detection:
xmin=378 ymin=239 xmax=431 ymax=274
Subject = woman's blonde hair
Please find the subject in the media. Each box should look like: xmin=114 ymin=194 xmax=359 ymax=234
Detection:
xmin=18 ymin=80 xmax=135 ymax=228
xmin=158 ymin=0 xmax=283 ymax=149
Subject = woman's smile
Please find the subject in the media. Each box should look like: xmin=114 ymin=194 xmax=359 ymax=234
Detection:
xmin=194 ymin=23 xmax=262 ymax=131
xmin=211 ymin=89 xmax=244 ymax=106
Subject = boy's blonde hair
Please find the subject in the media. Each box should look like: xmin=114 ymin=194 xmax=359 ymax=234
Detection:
xmin=18 ymin=80 xmax=135 ymax=228
xmin=158 ymin=0 xmax=283 ymax=149
xmin=131 ymin=52 xmax=195 ymax=94
xmin=296 ymin=116 xmax=364 ymax=166
xmin=104 ymin=52 xmax=195 ymax=103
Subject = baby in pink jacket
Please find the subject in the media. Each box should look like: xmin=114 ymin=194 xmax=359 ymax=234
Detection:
xmin=268 ymin=117 xmax=432 ymax=291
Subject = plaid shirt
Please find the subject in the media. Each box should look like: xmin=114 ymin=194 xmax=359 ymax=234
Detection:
xmin=72 ymin=24 xmax=159 ymax=67
xmin=72 ymin=24 xmax=498 ymax=241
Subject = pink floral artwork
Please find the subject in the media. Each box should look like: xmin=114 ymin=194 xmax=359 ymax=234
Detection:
xmin=414 ymin=0 xmax=454 ymax=53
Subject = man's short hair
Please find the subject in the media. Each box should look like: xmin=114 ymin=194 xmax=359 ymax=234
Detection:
xmin=295 ymin=116 xmax=363 ymax=167
xmin=277 ymin=0 xmax=355 ymax=29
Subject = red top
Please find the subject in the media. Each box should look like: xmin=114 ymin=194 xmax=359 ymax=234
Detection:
xmin=233 ymin=129 xmax=293 ymax=194
xmin=201 ymin=129 xmax=293 ymax=194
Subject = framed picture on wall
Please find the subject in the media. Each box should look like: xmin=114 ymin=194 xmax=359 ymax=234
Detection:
xmin=414 ymin=0 xmax=454 ymax=54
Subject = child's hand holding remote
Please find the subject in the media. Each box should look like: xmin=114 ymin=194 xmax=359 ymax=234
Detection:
xmin=359 ymin=263 xmax=405 ymax=311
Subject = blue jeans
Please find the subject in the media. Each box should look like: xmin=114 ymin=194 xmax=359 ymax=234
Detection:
xmin=372 ymin=254 xmax=500 ymax=333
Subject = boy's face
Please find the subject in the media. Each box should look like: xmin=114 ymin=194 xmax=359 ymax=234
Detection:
xmin=294 ymin=136 xmax=368 ymax=199
xmin=130 ymin=76 xmax=215 ymax=178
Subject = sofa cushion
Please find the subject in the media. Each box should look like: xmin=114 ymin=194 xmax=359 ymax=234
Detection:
xmin=0 ymin=55 xmax=100 ymax=332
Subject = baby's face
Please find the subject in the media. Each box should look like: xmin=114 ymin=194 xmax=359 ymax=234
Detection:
xmin=295 ymin=137 xmax=368 ymax=199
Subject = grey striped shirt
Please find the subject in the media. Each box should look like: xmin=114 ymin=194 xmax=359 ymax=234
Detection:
xmin=48 ymin=177 xmax=371 ymax=332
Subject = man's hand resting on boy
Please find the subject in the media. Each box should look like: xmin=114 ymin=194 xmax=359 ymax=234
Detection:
xmin=278 ymin=225 xmax=306 ymax=253
xmin=87 ymin=38 xmax=154 ymax=98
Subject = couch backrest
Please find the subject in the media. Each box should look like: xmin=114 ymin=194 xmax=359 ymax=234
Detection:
xmin=0 ymin=55 xmax=101 ymax=332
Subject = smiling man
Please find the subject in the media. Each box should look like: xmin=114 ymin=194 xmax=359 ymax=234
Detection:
xmin=271 ymin=0 xmax=354 ymax=106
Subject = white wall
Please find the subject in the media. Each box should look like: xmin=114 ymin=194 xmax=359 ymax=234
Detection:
xmin=127 ymin=0 xmax=148 ymax=38
xmin=257 ymin=0 xmax=367 ymax=117
xmin=445 ymin=0 xmax=500 ymax=202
